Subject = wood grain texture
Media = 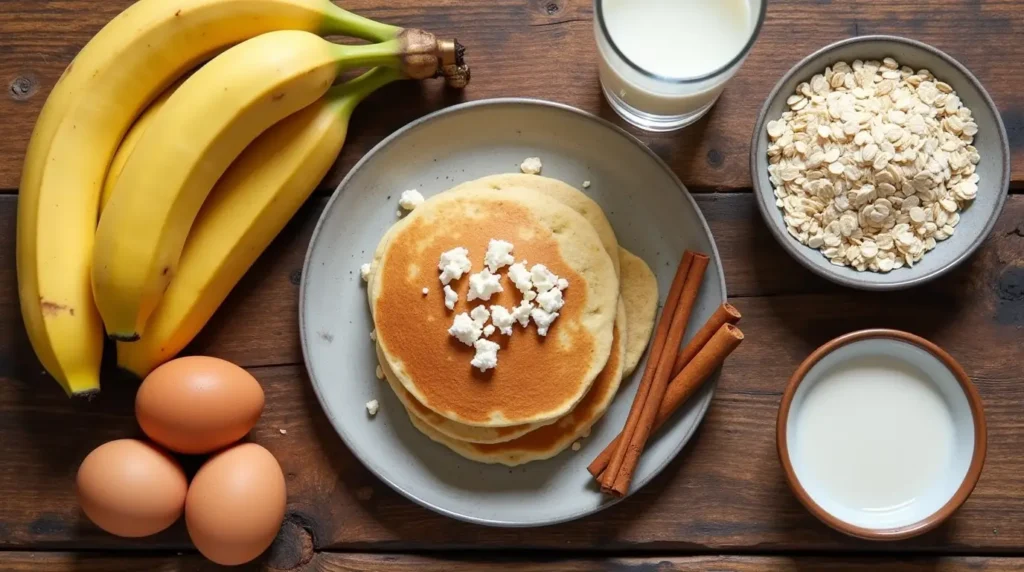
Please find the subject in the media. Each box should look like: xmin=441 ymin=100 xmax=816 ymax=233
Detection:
xmin=1 ymin=0 xmax=1022 ymax=192
xmin=0 ymin=193 xmax=1020 ymax=370
xmin=0 ymin=192 xmax=1020 ymax=553
xmin=3 ymin=553 xmax=1024 ymax=572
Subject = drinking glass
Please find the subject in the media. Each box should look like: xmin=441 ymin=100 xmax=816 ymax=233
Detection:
xmin=594 ymin=0 xmax=767 ymax=132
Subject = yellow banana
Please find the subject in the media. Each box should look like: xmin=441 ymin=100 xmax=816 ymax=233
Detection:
xmin=100 ymin=79 xmax=185 ymax=212
xmin=92 ymin=30 xmax=428 ymax=340
xmin=117 ymin=67 xmax=399 ymax=376
xmin=19 ymin=0 xmax=401 ymax=396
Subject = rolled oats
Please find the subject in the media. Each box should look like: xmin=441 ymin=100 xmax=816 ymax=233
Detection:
xmin=766 ymin=58 xmax=980 ymax=273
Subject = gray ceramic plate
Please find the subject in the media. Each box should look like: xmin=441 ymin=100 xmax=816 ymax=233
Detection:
xmin=751 ymin=35 xmax=1010 ymax=290
xmin=300 ymin=98 xmax=726 ymax=527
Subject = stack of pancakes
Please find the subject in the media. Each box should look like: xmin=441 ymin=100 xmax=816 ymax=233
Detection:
xmin=366 ymin=174 xmax=659 ymax=466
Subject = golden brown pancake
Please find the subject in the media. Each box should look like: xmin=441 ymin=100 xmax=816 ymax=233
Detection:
xmin=371 ymin=186 xmax=619 ymax=428
xmin=407 ymin=301 xmax=626 ymax=466
xmin=449 ymin=174 xmax=620 ymax=278
xmin=617 ymin=247 xmax=659 ymax=376
xmin=375 ymin=343 xmax=551 ymax=443
xmin=370 ymin=196 xmax=657 ymax=381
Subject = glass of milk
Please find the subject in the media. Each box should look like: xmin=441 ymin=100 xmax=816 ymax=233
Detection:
xmin=595 ymin=0 xmax=766 ymax=132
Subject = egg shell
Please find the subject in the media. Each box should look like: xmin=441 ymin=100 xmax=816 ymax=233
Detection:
xmin=186 ymin=443 xmax=286 ymax=566
xmin=76 ymin=439 xmax=187 ymax=538
xmin=136 ymin=356 xmax=264 ymax=454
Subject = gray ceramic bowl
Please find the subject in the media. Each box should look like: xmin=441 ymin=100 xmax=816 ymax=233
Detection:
xmin=751 ymin=36 xmax=1010 ymax=290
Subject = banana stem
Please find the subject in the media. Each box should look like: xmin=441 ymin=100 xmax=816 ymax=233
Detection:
xmin=327 ymin=67 xmax=402 ymax=115
xmin=320 ymin=2 xmax=402 ymax=42
xmin=331 ymin=32 xmax=469 ymax=86
xmin=331 ymin=38 xmax=405 ymax=75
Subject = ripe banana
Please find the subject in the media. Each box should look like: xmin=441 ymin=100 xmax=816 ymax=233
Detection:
xmin=117 ymin=67 xmax=400 ymax=377
xmin=92 ymin=30 xmax=430 ymax=340
xmin=100 ymin=80 xmax=184 ymax=212
xmin=18 ymin=0 xmax=404 ymax=396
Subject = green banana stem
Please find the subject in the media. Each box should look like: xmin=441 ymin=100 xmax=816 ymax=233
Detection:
xmin=328 ymin=66 xmax=402 ymax=115
xmin=327 ymin=24 xmax=468 ymax=86
xmin=320 ymin=2 xmax=402 ymax=42
xmin=331 ymin=37 xmax=433 ymax=81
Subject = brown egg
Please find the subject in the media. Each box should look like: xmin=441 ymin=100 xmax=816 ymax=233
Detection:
xmin=76 ymin=439 xmax=187 ymax=537
xmin=136 ymin=356 xmax=264 ymax=454
xmin=185 ymin=443 xmax=286 ymax=566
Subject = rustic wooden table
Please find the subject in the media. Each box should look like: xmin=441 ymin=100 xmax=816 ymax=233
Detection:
xmin=2 ymin=0 xmax=1023 ymax=570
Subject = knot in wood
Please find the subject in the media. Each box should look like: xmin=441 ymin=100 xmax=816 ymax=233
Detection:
xmin=9 ymin=75 xmax=37 ymax=101
xmin=530 ymin=0 xmax=564 ymax=17
xmin=266 ymin=513 xmax=316 ymax=571
xmin=706 ymin=148 xmax=724 ymax=168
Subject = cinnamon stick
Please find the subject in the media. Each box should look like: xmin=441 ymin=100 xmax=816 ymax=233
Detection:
xmin=592 ymin=251 xmax=694 ymax=486
xmin=672 ymin=303 xmax=742 ymax=376
xmin=606 ymin=254 xmax=709 ymax=496
xmin=655 ymin=324 xmax=744 ymax=429
xmin=589 ymin=304 xmax=742 ymax=478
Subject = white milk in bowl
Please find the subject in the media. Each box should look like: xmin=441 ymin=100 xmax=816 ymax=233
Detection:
xmin=594 ymin=0 xmax=764 ymax=131
xmin=790 ymin=352 xmax=966 ymax=531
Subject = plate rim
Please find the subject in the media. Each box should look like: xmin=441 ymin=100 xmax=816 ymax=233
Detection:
xmin=299 ymin=97 xmax=727 ymax=527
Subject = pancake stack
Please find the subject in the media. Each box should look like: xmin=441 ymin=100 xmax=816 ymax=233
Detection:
xmin=366 ymin=174 xmax=659 ymax=466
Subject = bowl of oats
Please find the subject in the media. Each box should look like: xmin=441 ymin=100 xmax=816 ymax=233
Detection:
xmin=751 ymin=35 xmax=1010 ymax=290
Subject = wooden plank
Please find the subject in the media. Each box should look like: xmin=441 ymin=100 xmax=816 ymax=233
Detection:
xmin=1 ymin=291 xmax=1021 ymax=551
xmin=0 ymin=193 xmax=1020 ymax=372
xmin=316 ymin=555 xmax=1024 ymax=571
xmin=2 ymin=553 xmax=1024 ymax=572
xmin=1 ymin=0 xmax=1023 ymax=192
xmin=0 ymin=552 xmax=214 ymax=572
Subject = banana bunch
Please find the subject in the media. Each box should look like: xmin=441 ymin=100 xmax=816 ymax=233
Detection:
xmin=18 ymin=0 xmax=469 ymax=395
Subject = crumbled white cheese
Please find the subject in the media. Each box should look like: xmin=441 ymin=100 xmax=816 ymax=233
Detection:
xmin=360 ymin=263 xmax=372 ymax=282
xmin=432 ymin=245 xmax=573 ymax=370
xmin=484 ymin=239 xmax=515 ymax=273
xmin=448 ymin=312 xmax=482 ymax=346
xmin=279 ymin=429 xmax=288 ymax=435
xmin=530 ymin=307 xmax=559 ymax=336
xmin=520 ymin=156 xmax=542 ymax=175
xmin=471 ymin=338 xmax=500 ymax=371
xmin=582 ymin=181 xmax=591 ymax=189
xmin=370 ymin=329 xmax=376 ymax=341
xmin=489 ymin=305 xmax=515 ymax=336
xmin=530 ymin=264 xmax=558 ymax=293
xmin=366 ymin=399 xmax=379 ymax=416
xmin=467 ymin=269 xmax=503 ymax=302
xmin=422 ymin=287 xmax=429 ymax=295
xmin=375 ymin=365 xmax=384 ymax=380
xmin=536 ymin=287 xmax=564 ymax=313
xmin=470 ymin=305 xmax=490 ymax=326
xmin=571 ymin=441 xmax=582 ymax=451
xmin=507 ymin=261 xmax=533 ymax=295
xmin=443 ymin=284 xmax=459 ymax=310
xmin=511 ymin=300 xmax=534 ymax=327
xmin=399 ymin=189 xmax=425 ymax=211
xmin=438 ymin=247 xmax=471 ymax=285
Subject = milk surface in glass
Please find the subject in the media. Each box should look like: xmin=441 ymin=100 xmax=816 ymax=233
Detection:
xmin=595 ymin=0 xmax=763 ymax=131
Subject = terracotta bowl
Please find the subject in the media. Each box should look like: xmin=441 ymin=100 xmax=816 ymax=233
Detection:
xmin=777 ymin=329 xmax=986 ymax=540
